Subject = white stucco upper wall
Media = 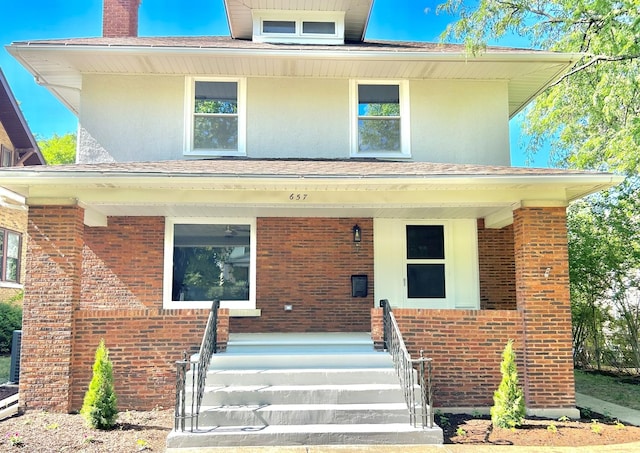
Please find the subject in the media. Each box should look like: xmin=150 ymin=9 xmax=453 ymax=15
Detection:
xmin=77 ymin=74 xmax=510 ymax=165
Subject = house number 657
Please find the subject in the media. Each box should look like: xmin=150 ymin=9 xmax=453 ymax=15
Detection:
xmin=289 ymin=193 xmax=308 ymax=201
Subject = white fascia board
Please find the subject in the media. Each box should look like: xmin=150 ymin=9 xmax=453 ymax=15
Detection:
xmin=9 ymin=42 xmax=583 ymax=64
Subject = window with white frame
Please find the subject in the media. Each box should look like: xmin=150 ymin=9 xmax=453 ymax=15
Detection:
xmin=253 ymin=10 xmax=344 ymax=45
xmin=184 ymin=78 xmax=246 ymax=156
xmin=351 ymin=81 xmax=410 ymax=157
xmin=0 ymin=228 xmax=21 ymax=283
xmin=164 ymin=219 xmax=256 ymax=309
xmin=406 ymin=225 xmax=446 ymax=299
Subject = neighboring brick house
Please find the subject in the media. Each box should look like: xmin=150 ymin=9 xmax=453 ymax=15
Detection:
xmin=0 ymin=0 xmax=621 ymax=418
xmin=0 ymin=68 xmax=45 ymax=302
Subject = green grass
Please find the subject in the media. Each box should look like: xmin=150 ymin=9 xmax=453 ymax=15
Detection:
xmin=575 ymin=369 xmax=640 ymax=411
xmin=0 ymin=355 xmax=10 ymax=383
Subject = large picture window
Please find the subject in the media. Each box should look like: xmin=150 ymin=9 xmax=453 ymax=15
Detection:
xmin=0 ymin=228 xmax=21 ymax=283
xmin=185 ymin=78 xmax=246 ymax=156
xmin=351 ymin=80 xmax=410 ymax=158
xmin=164 ymin=219 xmax=256 ymax=309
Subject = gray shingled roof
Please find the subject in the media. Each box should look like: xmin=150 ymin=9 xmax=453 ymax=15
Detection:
xmin=9 ymin=36 xmax=538 ymax=54
xmin=0 ymin=158 xmax=609 ymax=178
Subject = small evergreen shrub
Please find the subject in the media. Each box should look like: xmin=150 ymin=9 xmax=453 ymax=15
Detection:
xmin=490 ymin=339 xmax=525 ymax=429
xmin=80 ymin=339 xmax=118 ymax=429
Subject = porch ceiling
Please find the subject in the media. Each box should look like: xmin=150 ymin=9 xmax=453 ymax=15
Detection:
xmin=0 ymin=159 xmax=622 ymax=228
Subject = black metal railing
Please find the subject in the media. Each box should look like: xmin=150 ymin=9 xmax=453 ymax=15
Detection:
xmin=175 ymin=299 xmax=220 ymax=432
xmin=380 ymin=299 xmax=434 ymax=429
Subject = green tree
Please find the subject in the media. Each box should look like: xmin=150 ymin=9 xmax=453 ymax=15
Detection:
xmin=81 ymin=339 xmax=118 ymax=429
xmin=37 ymin=133 xmax=76 ymax=165
xmin=568 ymin=179 xmax=640 ymax=369
xmin=438 ymin=0 xmax=640 ymax=174
xmin=0 ymin=296 xmax=22 ymax=354
xmin=490 ymin=340 xmax=526 ymax=429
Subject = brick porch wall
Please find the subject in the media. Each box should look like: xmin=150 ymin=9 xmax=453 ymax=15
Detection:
xmin=373 ymin=307 xmax=524 ymax=407
xmin=514 ymin=207 xmax=576 ymax=409
xmin=231 ymin=217 xmax=374 ymax=333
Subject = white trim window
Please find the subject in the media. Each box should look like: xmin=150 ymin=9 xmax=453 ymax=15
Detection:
xmin=0 ymin=228 xmax=21 ymax=284
xmin=184 ymin=78 xmax=246 ymax=156
xmin=163 ymin=218 xmax=256 ymax=310
xmin=350 ymin=80 xmax=410 ymax=158
xmin=252 ymin=10 xmax=345 ymax=45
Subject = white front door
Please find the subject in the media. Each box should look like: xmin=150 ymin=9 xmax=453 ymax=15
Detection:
xmin=374 ymin=218 xmax=480 ymax=309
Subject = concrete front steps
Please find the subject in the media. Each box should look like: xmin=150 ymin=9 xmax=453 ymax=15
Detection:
xmin=166 ymin=332 xmax=442 ymax=448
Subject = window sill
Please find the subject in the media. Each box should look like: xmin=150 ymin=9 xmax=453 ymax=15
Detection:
xmin=229 ymin=308 xmax=261 ymax=317
xmin=351 ymin=152 xmax=411 ymax=159
xmin=0 ymin=282 xmax=23 ymax=289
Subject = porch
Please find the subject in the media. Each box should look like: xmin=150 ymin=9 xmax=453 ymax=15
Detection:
xmin=169 ymin=313 xmax=442 ymax=448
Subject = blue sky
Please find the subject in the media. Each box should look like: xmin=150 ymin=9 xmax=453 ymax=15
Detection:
xmin=0 ymin=0 xmax=545 ymax=166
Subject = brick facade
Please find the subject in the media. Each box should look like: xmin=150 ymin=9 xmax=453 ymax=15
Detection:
xmin=102 ymin=0 xmax=140 ymax=37
xmin=232 ymin=217 xmax=374 ymax=333
xmin=514 ymin=207 xmax=575 ymax=409
xmin=477 ymin=219 xmax=516 ymax=310
xmin=20 ymin=205 xmax=575 ymax=412
xmin=381 ymin=308 xmax=525 ymax=407
xmin=20 ymin=206 xmax=84 ymax=411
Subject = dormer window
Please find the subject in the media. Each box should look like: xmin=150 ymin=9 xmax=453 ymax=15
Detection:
xmin=253 ymin=10 xmax=345 ymax=45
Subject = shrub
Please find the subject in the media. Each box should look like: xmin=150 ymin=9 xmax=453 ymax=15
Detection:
xmin=80 ymin=339 xmax=118 ymax=429
xmin=0 ymin=296 xmax=22 ymax=354
xmin=490 ymin=339 xmax=525 ymax=429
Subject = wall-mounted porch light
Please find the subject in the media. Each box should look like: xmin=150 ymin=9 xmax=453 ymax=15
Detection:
xmin=352 ymin=224 xmax=362 ymax=244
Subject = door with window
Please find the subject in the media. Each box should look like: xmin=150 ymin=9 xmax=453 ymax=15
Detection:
xmin=374 ymin=218 xmax=480 ymax=309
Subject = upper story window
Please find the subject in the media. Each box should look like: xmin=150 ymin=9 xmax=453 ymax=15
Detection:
xmin=0 ymin=228 xmax=21 ymax=284
xmin=350 ymin=80 xmax=411 ymax=158
xmin=253 ymin=10 xmax=345 ymax=45
xmin=1 ymin=145 xmax=14 ymax=167
xmin=184 ymin=78 xmax=246 ymax=157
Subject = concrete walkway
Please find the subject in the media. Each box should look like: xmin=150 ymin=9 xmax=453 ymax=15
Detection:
xmin=576 ymin=392 xmax=640 ymax=426
xmin=166 ymin=394 xmax=640 ymax=453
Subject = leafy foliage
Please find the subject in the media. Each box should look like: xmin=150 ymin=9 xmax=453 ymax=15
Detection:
xmin=568 ymin=179 xmax=640 ymax=369
xmin=490 ymin=340 xmax=525 ymax=429
xmin=37 ymin=133 xmax=76 ymax=165
xmin=438 ymin=0 xmax=640 ymax=174
xmin=0 ymin=296 xmax=22 ymax=354
xmin=81 ymin=339 xmax=118 ymax=429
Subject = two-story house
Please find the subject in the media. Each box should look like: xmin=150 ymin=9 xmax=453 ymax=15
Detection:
xmin=0 ymin=0 xmax=622 ymax=445
xmin=0 ymin=68 xmax=44 ymax=303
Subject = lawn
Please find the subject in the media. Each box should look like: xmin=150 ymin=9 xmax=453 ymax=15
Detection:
xmin=575 ymin=369 xmax=640 ymax=411
xmin=0 ymin=355 xmax=9 ymax=383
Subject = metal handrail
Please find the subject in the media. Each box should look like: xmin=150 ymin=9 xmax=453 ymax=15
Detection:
xmin=175 ymin=299 xmax=220 ymax=432
xmin=380 ymin=299 xmax=434 ymax=429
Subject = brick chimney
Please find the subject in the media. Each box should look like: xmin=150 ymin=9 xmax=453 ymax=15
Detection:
xmin=103 ymin=0 xmax=141 ymax=37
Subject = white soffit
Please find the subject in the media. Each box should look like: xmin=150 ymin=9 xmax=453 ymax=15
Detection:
xmin=6 ymin=42 xmax=577 ymax=118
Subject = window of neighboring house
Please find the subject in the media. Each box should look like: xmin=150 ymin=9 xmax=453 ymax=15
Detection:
xmin=0 ymin=145 xmax=14 ymax=167
xmin=163 ymin=218 xmax=256 ymax=310
xmin=184 ymin=78 xmax=246 ymax=156
xmin=351 ymin=81 xmax=410 ymax=158
xmin=0 ymin=228 xmax=21 ymax=283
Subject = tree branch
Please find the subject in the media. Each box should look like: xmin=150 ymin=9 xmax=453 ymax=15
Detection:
xmin=551 ymin=54 xmax=640 ymax=86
